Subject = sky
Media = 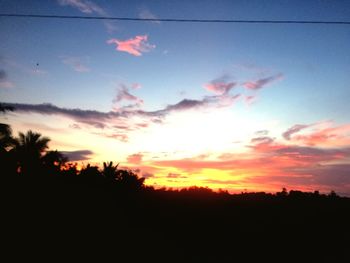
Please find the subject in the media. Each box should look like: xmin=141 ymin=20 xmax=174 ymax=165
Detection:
xmin=1 ymin=0 xmax=350 ymax=195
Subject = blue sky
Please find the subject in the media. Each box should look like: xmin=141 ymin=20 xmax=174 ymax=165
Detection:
xmin=1 ymin=0 xmax=350 ymax=194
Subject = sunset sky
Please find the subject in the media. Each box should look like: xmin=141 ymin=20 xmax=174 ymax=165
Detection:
xmin=1 ymin=0 xmax=350 ymax=195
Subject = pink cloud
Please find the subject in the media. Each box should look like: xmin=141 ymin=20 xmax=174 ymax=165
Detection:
xmin=292 ymin=124 xmax=350 ymax=146
xmin=107 ymin=35 xmax=155 ymax=56
xmin=244 ymin=73 xmax=283 ymax=90
xmin=204 ymin=75 xmax=236 ymax=95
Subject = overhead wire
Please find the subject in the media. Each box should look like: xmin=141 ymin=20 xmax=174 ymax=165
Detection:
xmin=1 ymin=13 xmax=350 ymax=25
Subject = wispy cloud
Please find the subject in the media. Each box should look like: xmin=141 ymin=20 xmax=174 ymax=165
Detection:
xmin=255 ymin=130 xmax=269 ymax=136
xmin=0 ymin=69 xmax=14 ymax=88
xmin=113 ymin=83 xmax=144 ymax=111
xmin=57 ymin=0 xmax=120 ymax=33
xmin=244 ymin=95 xmax=257 ymax=105
xmin=282 ymin=124 xmax=314 ymax=140
xmin=250 ymin=136 xmax=275 ymax=145
xmin=0 ymin=70 xmax=6 ymax=80
xmin=61 ymin=56 xmax=90 ymax=72
xmin=204 ymin=75 xmax=236 ymax=95
xmin=58 ymin=0 xmax=106 ymax=15
xmin=157 ymin=93 xmax=241 ymax=114
xmin=138 ymin=7 xmax=161 ymax=24
xmin=107 ymin=35 xmax=155 ymax=56
xmin=243 ymin=73 xmax=283 ymax=90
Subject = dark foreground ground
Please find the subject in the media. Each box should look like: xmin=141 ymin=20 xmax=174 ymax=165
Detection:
xmin=3 ymin=176 xmax=350 ymax=262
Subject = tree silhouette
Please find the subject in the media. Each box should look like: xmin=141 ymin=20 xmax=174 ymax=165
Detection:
xmin=116 ymin=169 xmax=145 ymax=191
xmin=14 ymin=130 xmax=50 ymax=175
xmin=41 ymin=150 xmax=68 ymax=175
xmin=0 ymin=123 xmax=17 ymax=177
xmin=102 ymin=161 xmax=118 ymax=181
xmin=0 ymin=123 xmax=15 ymax=152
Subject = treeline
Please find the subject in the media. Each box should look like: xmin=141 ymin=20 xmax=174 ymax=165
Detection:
xmin=2 ymin=119 xmax=350 ymax=261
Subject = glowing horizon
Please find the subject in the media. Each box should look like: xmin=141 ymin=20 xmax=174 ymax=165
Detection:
xmin=1 ymin=1 xmax=350 ymax=195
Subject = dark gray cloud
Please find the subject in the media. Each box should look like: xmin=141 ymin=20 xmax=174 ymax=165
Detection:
xmin=61 ymin=150 xmax=93 ymax=161
xmin=1 ymin=92 xmax=241 ymax=131
xmin=3 ymin=102 xmax=118 ymax=128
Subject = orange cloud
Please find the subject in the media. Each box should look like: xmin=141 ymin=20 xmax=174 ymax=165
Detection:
xmin=127 ymin=153 xmax=143 ymax=164
xmin=107 ymin=35 xmax=155 ymax=56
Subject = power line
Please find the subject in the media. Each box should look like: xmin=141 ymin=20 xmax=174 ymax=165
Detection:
xmin=1 ymin=13 xmax=350 ymax=25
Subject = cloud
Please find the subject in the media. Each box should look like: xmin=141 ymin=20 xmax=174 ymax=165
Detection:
xmin=159 ymin=94 xmax=241 ymax=114
xmin=2 ymin=102 xmax=117 ymax=129
xmin=250 ymin=136 xmax=275 ymax=145
xmin=167 ymin=173 xmax=187 ymax=179
xmin=113 ymin=83 xmax=144 ymax=111
xmin=58 ymin=0 xmax=106 ymax=15
xmin=127 ymin=153 xmax=143 ymax=164
xmin=103 ymin=21 xmax=119 ymax=34
xmin=1 ymin=92 xmax=241 ymax=131
xmin=138 ymin=7 xmax=160 ymax=24
xmin=0 ymin=70 xmax=6 ymax=80
xmin=58 ymin=0 xmax=120 ymax=33
xmin=255 ymin=130 xmax=269 ymax=136
xmin=107 ymin=35 xmax=155 ymax=56
xmin=61 ymin=56 xmax=90 ymax=72
xmin=61 ymin=150 xmax=93 ymax=161
xmin=292 ymin=124 xmax=350 ymax=146
xmin=244 ymin=95 xmax=257 ymax=105
xmin=0 ymin=81 xmax=14 ymax=89
xmin=204 ymin=75 xmax=236 ymax=95
xmin=243 ymin=73 xmax=283 ymax=90
xmin=0 ymin=69 xmax=14 ymax=88
xmin=164 ymin=99 xmax=208 ymax=112
xmin=282 ymin=124 xmax=312 ymax=140
xmin=112 ymin=83 xmax=144 ymax=113
xmin=103 ymin=133 xmax=129 ymax=142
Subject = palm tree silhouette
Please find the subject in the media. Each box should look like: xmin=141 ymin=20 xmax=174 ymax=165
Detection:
xmin=14 ymin=130 xmax=50 ymax=175
xmin=102 ymin=161 xmax=118 ymax=181
xmin=0 ymin=123 xmax=15 ymax=152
